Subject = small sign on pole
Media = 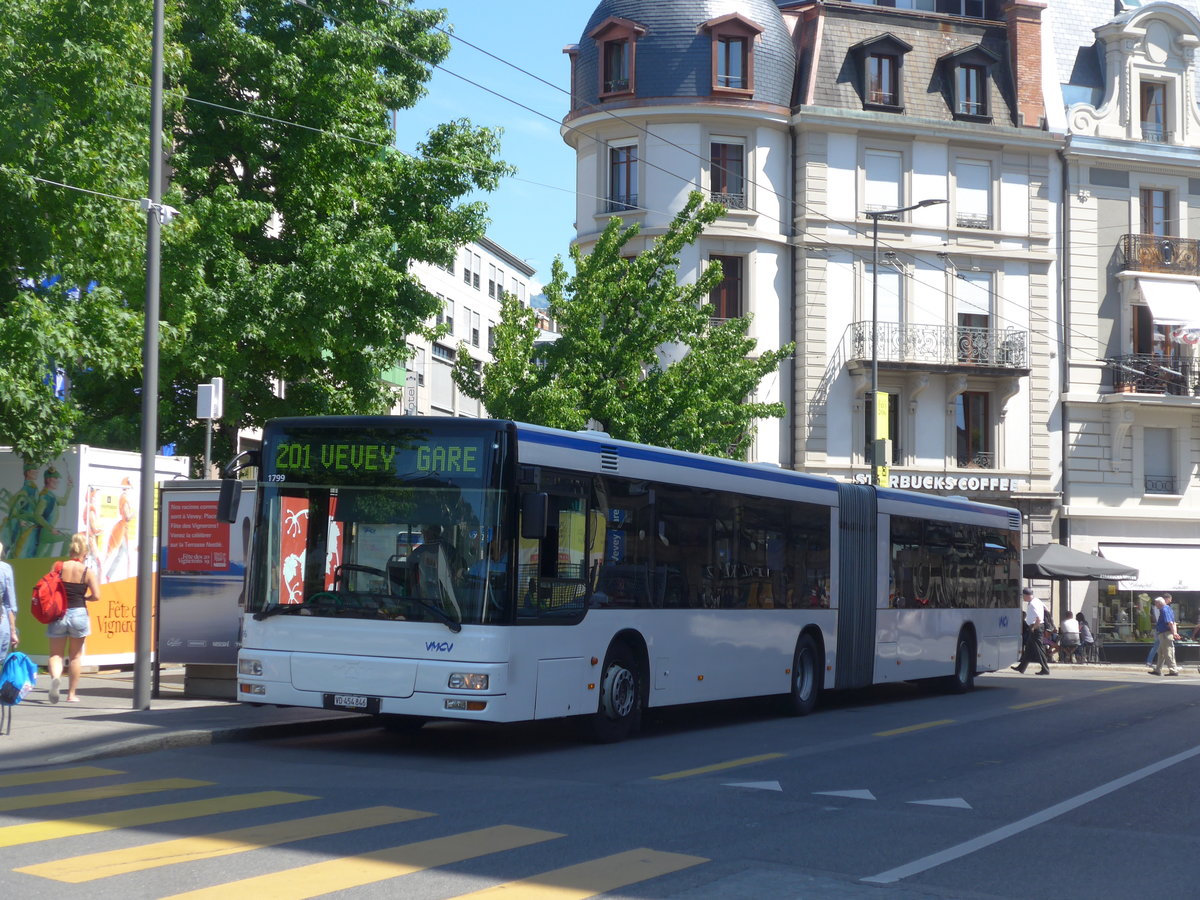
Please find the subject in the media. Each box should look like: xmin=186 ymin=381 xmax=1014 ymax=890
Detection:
xmin=197 ymin=378 xmax=224 ymax=475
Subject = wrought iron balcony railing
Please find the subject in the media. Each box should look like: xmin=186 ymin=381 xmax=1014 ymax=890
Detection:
xmin=1145 ymin=475 xmax=1177 ymax=494
xmin=712 ymin=191 xmax=747 ymax=210
xmin=849 ymin=322 xmax=1029 ymax=370
xmin=1119 ymin=233 xmax=1200 ymax=275
xmin=1140 ymin=125 xmax=1173 ymax=143
xmin=1108 ymin=354 xmax=1199 ymax=395
xmin=605 ymin=194 xmax=639 ymax=213
xmin=957 ymin=450 xmax=995 ymax=469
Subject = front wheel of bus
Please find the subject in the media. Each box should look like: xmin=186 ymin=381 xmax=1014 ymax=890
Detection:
xmin=587 ymin=644 xmax=642 ymax=743
xmin=946 ymin=633 xmax=976 ymax=694
xmin=785 ymin=634 xmax=821 ymax=716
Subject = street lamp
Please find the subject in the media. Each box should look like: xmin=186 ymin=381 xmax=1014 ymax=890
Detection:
xmin=863 ymin=198 xmax=946 ymax=485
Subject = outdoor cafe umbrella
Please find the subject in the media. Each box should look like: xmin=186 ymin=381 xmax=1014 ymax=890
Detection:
xmin=1022 ymin=543 xmax=1138 ymax=581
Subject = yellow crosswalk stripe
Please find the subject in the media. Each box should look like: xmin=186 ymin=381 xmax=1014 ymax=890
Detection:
xmin=17 ymin=806 xmax=433 ymax=882
xmin=0 ymin=791 xmax=314 ymax=848
xmin=450 ymin=847 xmax=709 ymax=899
xmin=0 ymin=778 xmax=210 ymax=813
xmin=161 ymin=824 xmax=564 ymax=900
xmin=0 ymin=767 xmax=125 ymax=789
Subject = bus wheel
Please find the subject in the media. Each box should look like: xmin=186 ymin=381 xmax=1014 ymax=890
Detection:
xmin=785 ymin=634 xmax=821 ymax=716
xmin=945 ymin=633 xmax=976 ymax=694
xmin=380 ymin=715 xmax=426 ymax=734
xmin=587 ymin=644 xmax=642 ymax=743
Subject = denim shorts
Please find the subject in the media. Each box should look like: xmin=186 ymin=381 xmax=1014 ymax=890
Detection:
xmin=47 ymin=607 xmax=91 ymax=639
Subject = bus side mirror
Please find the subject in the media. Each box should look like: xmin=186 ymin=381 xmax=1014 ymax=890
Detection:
xmin=217 ymin=479 xmax=242 ymax=523
xmin=520 ymin=492 xmax=548 ymax=540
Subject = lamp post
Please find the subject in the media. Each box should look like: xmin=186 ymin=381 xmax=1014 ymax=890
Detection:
xmin=863 ymin=198 xmax=946 ymax=485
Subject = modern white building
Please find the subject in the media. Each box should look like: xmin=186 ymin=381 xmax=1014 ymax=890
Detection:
xmin=388 ymin=237 xmax=539 ymax=418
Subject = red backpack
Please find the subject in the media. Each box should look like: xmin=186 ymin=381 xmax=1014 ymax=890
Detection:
xmin=31 ymin=561 xmax=68 ymax=624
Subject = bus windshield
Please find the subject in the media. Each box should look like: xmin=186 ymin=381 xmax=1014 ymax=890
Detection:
xmin=249 ymin=422 xmax=510 ymax=627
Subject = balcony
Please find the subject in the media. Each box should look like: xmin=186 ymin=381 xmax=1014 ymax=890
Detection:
xmin=1145 ymin=475 xmax=1177 ymax=494
xmin=849 ymin=322 xmax=1030 ymax=374
xmin=1119 ymin=233 xmax=1200 ymax=276
xmin=605 ymin=194 xmax=638 ymax=213
xmin=712 ymin=191 xmax=747 ymax=210
xmin=1108 ymin=354 xmax=1198 ymax=396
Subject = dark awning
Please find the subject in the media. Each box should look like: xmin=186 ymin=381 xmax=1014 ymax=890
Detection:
xmin=1023 ymin=544 xmax=1138 ymax=581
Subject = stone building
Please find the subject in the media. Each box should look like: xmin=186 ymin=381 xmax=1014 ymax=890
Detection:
xmin=563 ymin=0 xmax=1062 ymax=541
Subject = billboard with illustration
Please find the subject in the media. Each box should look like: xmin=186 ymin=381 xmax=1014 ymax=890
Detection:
xmin=0 ymin=445 xmax=191 ymax=665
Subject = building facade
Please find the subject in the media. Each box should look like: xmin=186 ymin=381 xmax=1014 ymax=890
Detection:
xmin=389 ymin=237 xmax=538 ymax=418
xmin=564 ymin=0 xmax=1063 ymax=541
xmin=1049 ymin=0 xmax=1200 ymax=634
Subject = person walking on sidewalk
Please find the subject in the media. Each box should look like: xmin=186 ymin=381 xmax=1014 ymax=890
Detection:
xmin=1151 ymin=595 xmax=1181 ymax=677
xmin=46 ymin=533 xmax=101 ymax=703
xmin=1146 ymin=595 xmax=1164 ymax=670
xmin=0 ymin=540 xmax=17 ymax=657
xmin=1012 ymin=587 xmax=1050 ymax=675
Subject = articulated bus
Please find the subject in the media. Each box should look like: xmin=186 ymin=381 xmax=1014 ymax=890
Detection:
xmin=222 ymin=416 xmax=1022 ymax=741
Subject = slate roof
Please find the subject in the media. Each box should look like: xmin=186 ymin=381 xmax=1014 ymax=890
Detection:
xmin=801 ymin=3 xmax=1018 ymax=127
xmin=1045 ymin=0 xmax=1200 ymax=109
xmin=573 ymin=0 xmax=796 ymax=109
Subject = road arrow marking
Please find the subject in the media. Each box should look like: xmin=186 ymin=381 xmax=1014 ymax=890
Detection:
xmin=814 ymin=790 xmax=876 ymax=800
xmin=723 ymin=781 xmax=783 ymax=792
xmin=908 ymin=798 xmax=972 ymax=809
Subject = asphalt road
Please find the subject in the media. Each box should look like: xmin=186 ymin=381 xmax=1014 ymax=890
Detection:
xmin=1 ymin=668 xmax=1197 ymax=899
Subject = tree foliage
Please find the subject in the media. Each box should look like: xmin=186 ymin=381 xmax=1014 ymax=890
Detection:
xmin=454 ymin=192 xmax=793 ymax=460
xmin=0 ymin=0 xmax=150 ymax=463
xmin=1 ymin=0 xmax=510 ymax=469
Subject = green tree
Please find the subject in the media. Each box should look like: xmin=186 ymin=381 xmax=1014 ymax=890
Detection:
xmin=1 ymin=0 xmax=509 ymax=470
xmin=77 ymin=0 xmax=511 ymax=469
xmin=0 ymin=0 xmax=149 ymax=463
xmin=454 ymin=192 xmax=793 ymax=460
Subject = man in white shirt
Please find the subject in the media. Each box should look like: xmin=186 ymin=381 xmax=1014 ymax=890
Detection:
xmin=1012 ymin=587 xmax=1050 ymax=674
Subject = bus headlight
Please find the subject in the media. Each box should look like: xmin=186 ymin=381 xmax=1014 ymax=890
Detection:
xmin=239 ymin=658 xmax=263 ymax=676
xmin=448 ymin=673 xmax=488 ymax=690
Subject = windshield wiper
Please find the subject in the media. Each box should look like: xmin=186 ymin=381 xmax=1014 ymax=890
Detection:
xmin=406 ymin=597 xmax=462 ymax=633
xmin=252 ymin=603 xmax=297 ymax=621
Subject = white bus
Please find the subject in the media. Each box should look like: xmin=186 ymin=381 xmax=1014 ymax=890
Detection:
xmin=223 ymin=416 xmax=1022 ymax=741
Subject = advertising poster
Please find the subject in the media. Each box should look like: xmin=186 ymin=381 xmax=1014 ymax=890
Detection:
xmin=0 ymin=446 xmax=189 ymax=665
xmin=157 ymin=484 xmax=255 ymax=665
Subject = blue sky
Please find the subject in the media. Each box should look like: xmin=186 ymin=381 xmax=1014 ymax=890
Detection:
xmin=394 ymin=2 xmax=596 ymax=287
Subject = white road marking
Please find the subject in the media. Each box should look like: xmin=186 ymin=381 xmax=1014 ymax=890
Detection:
xmin=814 ymin=790 xmax=876 ymax=800
xmin=907 ymin=798 xmax=972 ymax=809
xmin=863 ymin=743 xmax=1200 ymax=884
xmin=723 ymin=781 xmax=783 ymax=792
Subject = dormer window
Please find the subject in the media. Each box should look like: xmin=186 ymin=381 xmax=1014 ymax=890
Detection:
xmin=588 ymin=17 xmax=646 ymax=99
xmin=701 ymin=13 xmax=763 ymax=98
xmin=939 ymin=44 xmax=999 ymax=122
xmin=1140 ymin=81 xmax=1170 ymax=142
xmin=850 ymin=34 xmax=912 ymax=111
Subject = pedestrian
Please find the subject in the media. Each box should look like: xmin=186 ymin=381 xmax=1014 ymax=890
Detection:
xmin=1012 ymin=587 xmax=1050 ymax=674
xmin=1146 ymin=594 xmax=1168 ymax=670
xmin=1076 ymin=612 xmax=1095 ymax=663
xmin=0 ymin=540 xmax=17 ymax=658
xmin=1151 ymin=595 xmax=1180 ymax=677
xmin=1058 ymin=609 xmax=1080 ymax=663
xmin=46 ymin=532 xmax=101 ymax=703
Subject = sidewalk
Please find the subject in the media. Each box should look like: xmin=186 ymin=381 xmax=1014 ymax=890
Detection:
xmin=0 ymin=667 xmax=370 ymax=772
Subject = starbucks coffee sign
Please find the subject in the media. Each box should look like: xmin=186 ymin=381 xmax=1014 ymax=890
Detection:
xmin=851 ymin=472 xmax=1026 ymax=492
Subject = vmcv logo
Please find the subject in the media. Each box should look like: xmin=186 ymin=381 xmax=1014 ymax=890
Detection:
xmin=425 ymin=641 xmax=454 ymax=653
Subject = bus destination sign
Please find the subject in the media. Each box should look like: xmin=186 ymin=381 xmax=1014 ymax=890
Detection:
xmin=270 ymin=437 xmax=485 ymax=481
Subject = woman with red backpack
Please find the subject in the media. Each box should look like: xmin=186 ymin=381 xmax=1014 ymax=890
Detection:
xmin=46 ymin=532 xmax=101 ymax=703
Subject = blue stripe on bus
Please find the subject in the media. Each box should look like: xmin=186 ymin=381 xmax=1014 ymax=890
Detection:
xmin=518 ymin=427 xmax=836 ymax=495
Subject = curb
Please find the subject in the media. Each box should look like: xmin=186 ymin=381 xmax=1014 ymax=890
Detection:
xmin=6 ymin=713 xmax=377 ymax=771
